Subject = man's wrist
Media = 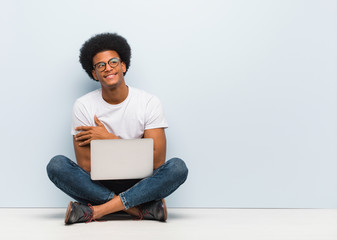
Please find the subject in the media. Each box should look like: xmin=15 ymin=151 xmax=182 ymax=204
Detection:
xmin=108 ymin=133 xmax=120 ymax=139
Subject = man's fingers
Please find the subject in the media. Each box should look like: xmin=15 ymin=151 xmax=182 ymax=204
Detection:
xmin=75 ymin=134 xmax=91 ymax=141
xmin=75 ymin=131 xmax=91 ymax=138
xmin=75 ymin=126 xmax=93 ymax=131
xmin=79 ymin=139 xmax=90 ymax=147
xmin=94 ymin=115 xmax=103 ymax=126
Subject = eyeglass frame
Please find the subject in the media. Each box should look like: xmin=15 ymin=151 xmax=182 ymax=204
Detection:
xmin=93 ymin=57 xmax=121 ymax=72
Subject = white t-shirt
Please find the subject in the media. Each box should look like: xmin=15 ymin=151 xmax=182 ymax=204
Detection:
xmin=71 ymin=86 xmax=168 ymax=139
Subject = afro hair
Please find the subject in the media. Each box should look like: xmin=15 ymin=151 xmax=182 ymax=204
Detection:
xmin=79 ymin=33 xmax=131 ymax=81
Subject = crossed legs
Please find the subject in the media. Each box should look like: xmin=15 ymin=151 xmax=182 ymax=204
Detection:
xmin=47 ymin=155 xmax=188 ymax=220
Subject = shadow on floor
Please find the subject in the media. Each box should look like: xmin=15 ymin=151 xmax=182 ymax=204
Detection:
xmin=99 ymin=211 xmax=134 ymax=221
xmin=42 ymin=209 xmax=187 ymax=221
xmin=40 ymin=210 xmax=134 ymax=221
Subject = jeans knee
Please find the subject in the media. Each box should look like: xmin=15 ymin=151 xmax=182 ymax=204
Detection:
xmin=169 ymin=157 xmax=188 ymax=183
xmin=46 ymin=155 xmax=68 ymax=179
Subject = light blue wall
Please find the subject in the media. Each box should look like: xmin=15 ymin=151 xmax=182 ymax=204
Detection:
xmin=1 ymin=0 xmax=336 ymax=208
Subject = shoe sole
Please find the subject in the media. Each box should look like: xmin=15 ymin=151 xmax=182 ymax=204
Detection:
xmin=64 ymin=201 xmax=73 ymax=225
xmin=162 ymin=199 xmax=167 ymax=221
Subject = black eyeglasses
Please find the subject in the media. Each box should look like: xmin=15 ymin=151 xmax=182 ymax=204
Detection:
xmin=93 ymin=57 xmax=120 ymax=72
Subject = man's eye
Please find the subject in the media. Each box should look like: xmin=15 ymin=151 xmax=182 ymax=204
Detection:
xmin=97 ymin=63 xmax=105 ymax=68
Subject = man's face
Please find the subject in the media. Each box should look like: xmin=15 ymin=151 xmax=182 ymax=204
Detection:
xmin=91 ymin=50 xmax=126 ymax=89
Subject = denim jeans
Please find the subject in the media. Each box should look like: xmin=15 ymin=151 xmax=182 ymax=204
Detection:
xmin=46 ymin=155 xmax=188 ymax=209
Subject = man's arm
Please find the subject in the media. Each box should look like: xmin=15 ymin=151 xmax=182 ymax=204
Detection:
xmin=74 ymin=115 xmax=166 ymax=170
xmin=73 ymin=136 xmax=91 ymax=172
xmin=73 ymin=115 xmax=119 ymax=172
xmin=143 ymin=128 xmax=166 ymax=170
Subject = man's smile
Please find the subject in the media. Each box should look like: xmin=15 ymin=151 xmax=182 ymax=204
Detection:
xmin=104 ymin=73 xmax=117 ymax=79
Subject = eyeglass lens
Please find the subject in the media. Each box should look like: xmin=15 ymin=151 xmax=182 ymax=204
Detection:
xmin=95 ymin=58 xmax=119 ymax=72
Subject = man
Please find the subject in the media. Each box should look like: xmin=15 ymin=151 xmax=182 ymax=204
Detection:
xmin=46 ymin=33 xmax=188 ymax=224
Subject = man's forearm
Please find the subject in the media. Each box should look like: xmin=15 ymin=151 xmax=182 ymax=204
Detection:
xmin=73 ymin=136 xmax=91 ymax=172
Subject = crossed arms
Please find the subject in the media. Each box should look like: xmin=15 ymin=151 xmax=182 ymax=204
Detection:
xmin=73 ymin=115 xmax=166 ymax=172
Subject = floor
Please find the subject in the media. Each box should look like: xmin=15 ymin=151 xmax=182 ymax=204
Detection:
xmin=1 ymin=208 xmax=336 ymax=240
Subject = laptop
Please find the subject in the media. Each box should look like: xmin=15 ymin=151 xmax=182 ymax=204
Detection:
xmin=90 ymin=138 xmax=153 ymax=180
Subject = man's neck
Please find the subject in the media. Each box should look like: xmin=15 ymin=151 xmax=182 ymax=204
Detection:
xmin=101 ymin=82 xmax=129 ymax=105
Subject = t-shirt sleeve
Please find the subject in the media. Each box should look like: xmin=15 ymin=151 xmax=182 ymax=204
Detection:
xmin=144 ymin=96 xmax=168 ymax=130
xmin=71 ymin=100 xmax=92 ymax=135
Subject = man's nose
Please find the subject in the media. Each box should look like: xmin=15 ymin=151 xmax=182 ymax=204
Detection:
xmin=105 ymin=63 xmax=113 ymax=71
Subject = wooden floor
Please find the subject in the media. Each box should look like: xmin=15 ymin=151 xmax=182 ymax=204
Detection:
xmin=1 ymin=208 xmax=337 ymax=240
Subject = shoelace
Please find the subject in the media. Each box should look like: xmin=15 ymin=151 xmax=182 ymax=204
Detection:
xmin=135 ymin=207 xmax=151 ymax=221
xmin=85 ymin=204 xmax=107 ymax=223
xmin=84 ymin=204 xmax=95 ymax=223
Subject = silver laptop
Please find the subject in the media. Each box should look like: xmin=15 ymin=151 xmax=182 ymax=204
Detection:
xmin=90 ymin=138 xmax=153 ymax=180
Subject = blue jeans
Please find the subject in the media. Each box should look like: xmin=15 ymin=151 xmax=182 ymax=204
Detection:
xmin=46 ymin=155 xmax=188 ymax=209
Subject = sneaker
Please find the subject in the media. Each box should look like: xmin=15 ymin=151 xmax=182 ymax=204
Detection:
xmin=138 ymin=199 xmax=167 ymax=222
xmin=64 ymin=201 xmax=94 ymax=225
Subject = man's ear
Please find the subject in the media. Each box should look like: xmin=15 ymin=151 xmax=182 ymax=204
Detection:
xmin=121 ymin=62 xmax=126 ymax=73
xmin=92 ymin=70 xmax=98 ymax=81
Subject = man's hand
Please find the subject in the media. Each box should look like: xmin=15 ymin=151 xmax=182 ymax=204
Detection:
xmin=75 ymin=115 xmax=118 ymax=146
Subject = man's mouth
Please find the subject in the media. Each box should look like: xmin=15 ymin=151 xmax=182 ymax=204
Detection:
xmin=104 ymin=73 xmax=116 ymax=79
